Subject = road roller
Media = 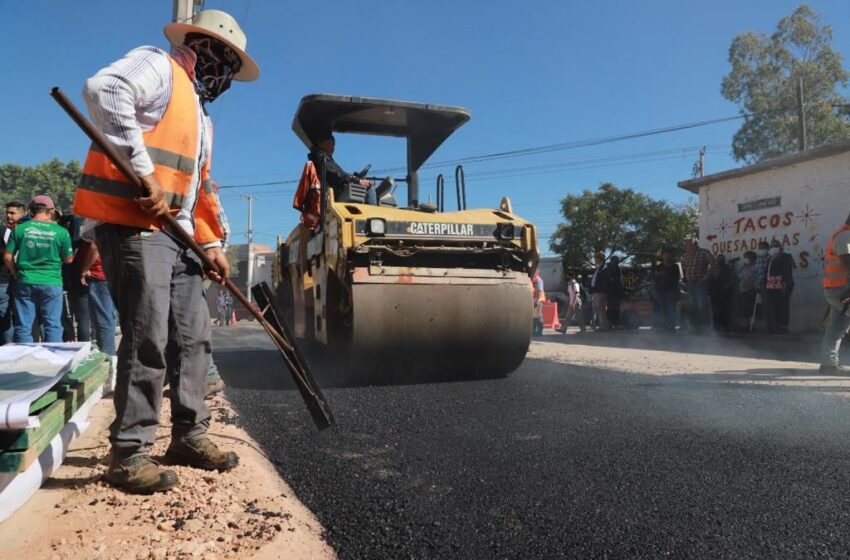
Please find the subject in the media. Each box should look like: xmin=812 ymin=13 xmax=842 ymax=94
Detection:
xmin=273 ymin=94 xmax=539 ymax=382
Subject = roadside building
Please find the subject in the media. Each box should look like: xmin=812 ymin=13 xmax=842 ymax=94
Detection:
xmin=678 ymin=140 xmax=850 ymax=331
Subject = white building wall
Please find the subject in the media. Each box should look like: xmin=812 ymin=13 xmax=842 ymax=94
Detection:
xmin=696 ymin=151 xmax=850 ymax=331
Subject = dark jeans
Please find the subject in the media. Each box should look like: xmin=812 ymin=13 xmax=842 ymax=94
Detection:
xmin=607 ymin=295 xmax=622 ymax=327
xmin=765 ymin=287 xmax=792 ymax=333
xmin=656 ymin=290 xmax=678 ymax=330
xmin=738 ymin=289 xmax=756 ymax=319
xmin=97 ymin=225 xmax=211 ymax=459
xmin=88 ymin=278 xmax=116 ymax=356
xmin=687 ymin=282 xmax=710 ymax=329
xmin=68 ymin=285 xmax=91 ymax=342
xmin=12 ymin=283 xmax=64 ymax=343
xmin=0 ymin=282 xmax=12 ymax=344
xmin=710 ymin=289 xmax=730 ymax=331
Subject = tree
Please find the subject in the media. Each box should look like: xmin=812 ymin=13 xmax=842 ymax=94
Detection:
xmin=721 ymin=4 xmax=850 ymax=163
xmin=548 ymin=183 xmax=698 ymax=269
xmin=0 ymin=159 xmax=82 ymax=213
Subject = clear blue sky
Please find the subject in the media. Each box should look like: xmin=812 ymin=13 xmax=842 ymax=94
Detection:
xmin=2 ymin=1 xmax=849 ymax=253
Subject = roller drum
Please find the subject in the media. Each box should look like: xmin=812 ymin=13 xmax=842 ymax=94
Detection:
xmin=344 ymin=280 xmax=532 ymax=380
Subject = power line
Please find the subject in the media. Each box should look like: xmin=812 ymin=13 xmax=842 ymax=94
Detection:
xmin=216 ymin=112 xmax=749 ymax=189
xmin=218 ymin=145 xmax=724 ymax=200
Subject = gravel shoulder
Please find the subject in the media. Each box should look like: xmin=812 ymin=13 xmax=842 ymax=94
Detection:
xmin=530 ymin=329 xmax=850 ymax=391
xmin=0 ymin=388 xmax=334 ymax=560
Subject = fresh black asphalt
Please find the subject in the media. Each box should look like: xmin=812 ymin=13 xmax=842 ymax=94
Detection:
xmin=214 ymin=326 xmax=850 ymax=559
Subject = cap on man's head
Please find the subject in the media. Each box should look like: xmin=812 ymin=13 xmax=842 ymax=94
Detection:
xmin=30 ymin=195 xmax=55 ymax=209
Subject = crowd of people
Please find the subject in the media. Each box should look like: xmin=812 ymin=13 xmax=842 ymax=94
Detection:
xmin=680 ymin=238 xmax=795 ymax=334
xmin=549 ymin=237 xmax=797 ymax=335
xmin=0 ymin=197 xmax=117 ymax=350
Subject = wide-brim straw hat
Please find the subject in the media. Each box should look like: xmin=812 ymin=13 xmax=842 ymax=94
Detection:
xmin=164 ymin=9 xmax=259 ymax=81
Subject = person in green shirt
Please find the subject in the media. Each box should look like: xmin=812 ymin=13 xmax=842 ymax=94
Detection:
xmin=2 ymin=195 xmax=73 ymax=342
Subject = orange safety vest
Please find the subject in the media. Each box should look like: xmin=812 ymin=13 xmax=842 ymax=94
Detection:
xmin=292 ymin=161 xmax=322 ymax=231
xmin=73 ymin=56 xmax=222 ymax=244
xmin=823 ymin=224 xmax=850 ymax=289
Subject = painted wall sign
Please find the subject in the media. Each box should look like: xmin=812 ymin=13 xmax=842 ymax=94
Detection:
xmin=737 ymin=197 xmax=781 ymax=213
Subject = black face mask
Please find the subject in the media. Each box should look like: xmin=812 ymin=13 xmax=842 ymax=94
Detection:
xmin=184 ymin=33 xmax=242 ymax=103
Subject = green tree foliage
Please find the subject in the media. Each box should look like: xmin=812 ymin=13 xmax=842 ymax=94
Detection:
xmin=722 ymin=4 xmax=850 ymax=162
xmin=548 ymin=183 xmax=698 ymax=269
xmin=0 ymin=159 xmax=82 ymax=213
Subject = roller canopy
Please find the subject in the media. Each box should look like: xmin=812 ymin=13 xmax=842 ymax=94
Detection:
xmin=292 ymin=94 xmax=471 ymax=172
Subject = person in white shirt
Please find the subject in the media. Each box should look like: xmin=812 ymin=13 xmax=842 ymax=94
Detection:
xmin=557 ymin=272 xmax=586 ymax=333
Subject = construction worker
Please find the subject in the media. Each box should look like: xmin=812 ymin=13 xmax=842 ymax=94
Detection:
xmin=76 ymin=9 xmax=259 ymax=494
xmin=309 ymin=132 xmax=376 ymax=204
xmin=819 ymin=215 xmax=850 ymax=373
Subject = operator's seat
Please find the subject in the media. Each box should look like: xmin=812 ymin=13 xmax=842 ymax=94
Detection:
xmin=335 ymin=182 xmax=368 ymax=203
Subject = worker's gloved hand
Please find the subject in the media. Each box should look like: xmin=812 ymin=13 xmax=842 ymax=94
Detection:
xmin=204 ymin=246 xmax=230 ymax=285
xmin=755 ymin=292 xmax=763 ymax=305
xmin=360 ymin=178 xmax=373 ymax=188
xmin=840 ymin=288 xmax=850 ymax=305
xmin=136 ymin=174 xmax=170 ymax=216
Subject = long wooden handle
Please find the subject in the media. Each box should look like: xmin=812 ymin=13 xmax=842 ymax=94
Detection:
xmin=49 ymin=87 xmax=293 ymax=351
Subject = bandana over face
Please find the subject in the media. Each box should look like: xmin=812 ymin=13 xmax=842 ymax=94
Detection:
xmin=184 ymin=33 xmax=242 ymax=103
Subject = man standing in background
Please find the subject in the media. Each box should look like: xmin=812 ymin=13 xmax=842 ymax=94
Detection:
xmin=77 ymin=239 xmax=117 ymax=387
xmin=0 ymin=202 xmax=26 ymax=344
xmin=606 ymin=256 xmax=624 ymax=328
xmin=682 ymin=239 xmax=714 ymax=331
xmin=590 ymin=252 xmax=610 ymax=331
xmin=3 ymin=196 xmax=73 ymax=343
xmin=532 ymin=269 xmax=545 ymax=336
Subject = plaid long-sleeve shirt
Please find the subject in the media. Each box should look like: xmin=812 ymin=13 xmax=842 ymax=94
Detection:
xmin=682 ymin=248 xmax=714 ymax=283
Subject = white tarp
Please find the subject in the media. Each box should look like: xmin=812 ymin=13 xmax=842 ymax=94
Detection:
xmin=0 ymin=343 xmax=91 ymax=430
xmin=0 ymin=384 xmax=102 ymax=523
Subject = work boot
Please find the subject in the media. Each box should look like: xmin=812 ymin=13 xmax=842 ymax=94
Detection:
xmin=819 ymin=364 xmax=850 ymax=375
xmin=165 ymin=436 xmax=239 ymax=471
xmin=104 ymin=455 xmax=179 ymax=494
xmin=205 ymin=376 xmax=226 ymax=399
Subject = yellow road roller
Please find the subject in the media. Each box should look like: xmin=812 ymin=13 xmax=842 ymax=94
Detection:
xmin=273 ymin=94 xmax=539 ymax=381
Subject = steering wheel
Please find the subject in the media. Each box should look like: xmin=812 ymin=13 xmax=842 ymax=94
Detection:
xmin=355 ymin=164 xmax=372 ymax=178
xmin=375 ymin=177 xmax=396 ymax=200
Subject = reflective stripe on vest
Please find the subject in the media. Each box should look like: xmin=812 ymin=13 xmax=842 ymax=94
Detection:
xmin=73 ymin=56 xmax=199 ymax=230
xmin=823 ymin=225 xmax=850 ymax=289
xmin=78 ymin=174 xmax=186 ymax=208
xmin=88 ymin=142 xmax=196 ymax=175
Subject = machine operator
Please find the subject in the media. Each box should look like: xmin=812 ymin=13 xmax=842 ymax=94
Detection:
xmin=309 ymin=132 xmax=377 ymax=205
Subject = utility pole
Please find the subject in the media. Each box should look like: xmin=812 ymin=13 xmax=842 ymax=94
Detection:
xmin=796 ymin=76 xmax=807 ymax=152
xmin=241 ymin=194 xmax=256 ymax=303
xmin=691 ymin=147 xmax=706 ymax=178
xmin=172 ymin=0 xmax=202 ymax=23
xmin=698 ymin=146 xmax=705 ymax=178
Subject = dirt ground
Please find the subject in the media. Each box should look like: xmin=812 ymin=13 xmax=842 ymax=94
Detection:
xmin=529 ymin=328 xmax=850 ymax=393
xmin=0 ymin=391 xmax=334 ymax=560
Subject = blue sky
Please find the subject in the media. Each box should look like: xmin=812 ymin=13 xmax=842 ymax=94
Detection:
xmin=2 ymin=0 xmax=849 ymax=253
